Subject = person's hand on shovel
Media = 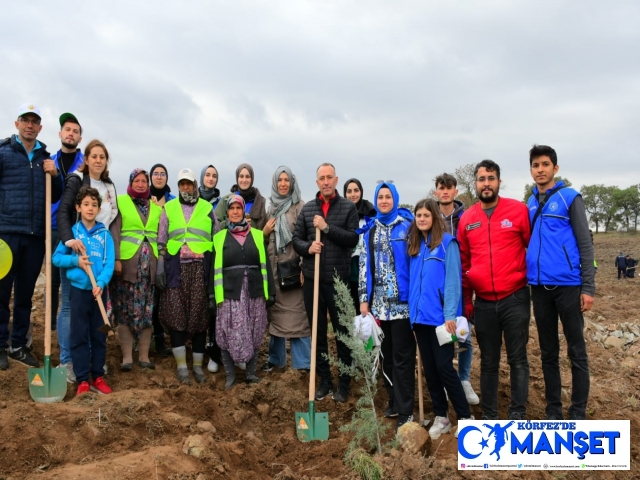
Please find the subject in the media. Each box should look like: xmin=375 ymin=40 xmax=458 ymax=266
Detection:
xmin=92 ymin=286 xmax=103 ymax=299
xmin=78 ymin=255 xmax=93 ymax=270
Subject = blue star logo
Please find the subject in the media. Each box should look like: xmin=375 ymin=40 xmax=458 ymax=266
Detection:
xmin=480 ymin=437 xmax=489 ymax=449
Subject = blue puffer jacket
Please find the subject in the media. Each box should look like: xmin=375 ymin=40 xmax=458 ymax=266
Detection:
xmin=50 ymin=149 xmax=84 ymax=230
xmin=0 ymin=135 xmax=62 ymax=236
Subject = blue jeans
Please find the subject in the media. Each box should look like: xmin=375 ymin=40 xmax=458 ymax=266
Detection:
xmin=267 ymin=334 xmax=311 ymax=370
xmin=57 ymin=272 xmax=72 ymax=364
xmin=457 ymin=337 xmax=473 ymax=381
xmin=49 ymin=229 xmax=61 ymax=330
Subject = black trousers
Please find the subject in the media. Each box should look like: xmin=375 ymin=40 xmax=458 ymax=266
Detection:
xmin=168 ymin=329 xmax=206 ymax=353
xmin=474 ymin=286 xmax=531 ymax=419
xmin=380 ymin=319 xmax=416 ymax=416
xmin=532 ymin=285 xmax=589 ymax=418
xmin=303 ymin=277 xmax=352 ymax=391
xmin=151 ymin=288 xmax=165 ymax=337
xmin=206 ymin=312 xmax=221 ymax=364
xmin=414 ymin=323 xmax=470 ymax=419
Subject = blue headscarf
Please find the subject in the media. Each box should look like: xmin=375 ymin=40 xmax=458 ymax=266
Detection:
xmin=374 ymin=182 xmax=400 ymax=225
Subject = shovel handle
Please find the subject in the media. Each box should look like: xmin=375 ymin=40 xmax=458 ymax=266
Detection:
xmin=45 ymin=173 xmax=52 ymax=356
xmin=83 ymin=265 xmax=113 ymax=335
xmin=309 ymin=227 xmax=321 ymax=402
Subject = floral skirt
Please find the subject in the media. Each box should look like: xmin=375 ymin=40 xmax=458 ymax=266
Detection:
xmin=159 ymin=261 xmax=208 ymax=334
xmin=216 ymin=273 xmax=267 ymax=363
xmin=112 ymin=243 xmax=155 ymax=337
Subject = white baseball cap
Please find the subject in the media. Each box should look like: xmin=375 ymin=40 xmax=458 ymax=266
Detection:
xmin=17 ymin=103 xmax=41 ymax=119
xmin=177 ymin=168 xmax=197 ymax=184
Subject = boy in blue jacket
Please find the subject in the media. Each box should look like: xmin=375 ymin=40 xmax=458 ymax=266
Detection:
xmin=53 ymin=186 xmax=115 ymax=396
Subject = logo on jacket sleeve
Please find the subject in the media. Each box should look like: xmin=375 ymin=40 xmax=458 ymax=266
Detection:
xmin=500 ymin=219 xmax=512 ymax=228
xmin=466 ymin=222 xmax=481 ymax=231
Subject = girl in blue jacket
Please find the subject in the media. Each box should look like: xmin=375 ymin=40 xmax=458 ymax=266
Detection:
xmin=358 ymin=182 xmax=415 ymax=430
xmin=53 ymin=186 xmax=115 ymax=396
xmin=408 ymin=198 xmax=472 ymax=439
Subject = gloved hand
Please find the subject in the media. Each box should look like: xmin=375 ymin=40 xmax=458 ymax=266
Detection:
xmin=208 ymin=294 xmax=217 ymax=314
xmin=156 ymin=259 xmax=166 ymax=291
xmin=266 ymin=296 xmax=276 ymax=308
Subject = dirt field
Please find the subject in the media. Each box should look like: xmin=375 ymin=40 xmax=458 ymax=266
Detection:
xmin=1 ymin=232 xmax=639 ymax=479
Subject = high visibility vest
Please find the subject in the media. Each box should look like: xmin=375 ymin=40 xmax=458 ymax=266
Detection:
xmin=212 ymin=228 xmax=268 ymax=303
xmin=165 ymin=198 xmax=213 ymax=255
xmin=117 ymin=194 xmax=161 ymax=259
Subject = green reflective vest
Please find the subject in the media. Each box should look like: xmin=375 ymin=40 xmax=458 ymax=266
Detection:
xmin=117 ymin=194 xmax=161 ymax=259
xmin=165 ymin=198 xmax=213 ymax=255
xmin=213 ymin=228 xmax=268 ymax=303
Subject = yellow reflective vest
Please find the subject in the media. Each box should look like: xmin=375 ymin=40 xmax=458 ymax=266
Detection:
xmin=212 ymin=228 xmax=268 ymax=303
xmin=117 ymin=194 xmax=161 ymax=259
xmin=165 ymin=198 xmax=213 ymax=255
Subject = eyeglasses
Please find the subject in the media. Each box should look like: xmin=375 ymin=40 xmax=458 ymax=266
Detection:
xmin=19 ymin=117 xmax=41 ymax=126
xmin=476 ymin=176 xmax=498 ymax=183
xmin=152 ymin=172 xmax=167 ymax=177
xmin=376 ymin=180 xmax=394 ymax=184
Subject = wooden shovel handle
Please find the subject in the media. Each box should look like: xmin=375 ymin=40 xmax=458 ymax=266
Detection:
xmin=309 ymin=227 xmax=321 ymax=402
xmin=45 ymin=174 xmax=52 ymax=356
xmin=83 ymin=265 xmax=112 ymax=334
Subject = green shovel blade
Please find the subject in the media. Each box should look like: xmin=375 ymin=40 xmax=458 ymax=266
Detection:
xmin=296 ymin=401 xmax=329 ymax=442
xmin=28 ymin=356 xmax=67 ymax=403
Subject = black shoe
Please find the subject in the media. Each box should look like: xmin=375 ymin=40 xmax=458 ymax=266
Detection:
xmin=0 ymin=349 xmax=8 ymax=370
xmin=546 ymin=413 xmax=564 ymax=420
xmin=120 ymin=363 xmax=133 ymax=372
xmin=315 ymin=383 xmax=333 ymax=401
xmin=508 ymin=411 xmax=526 ymax=420
xmin=9 ymin=347 xmax=39 ymax=367
xmin=568 ymin=412 xmax=586 ymax=420
xmin=396 ymin=414 xmax=414 ymax=431
xmin=384 ymin=407 xmax=398 ymax=418
xmin=138 ymin=361 xmax=155 ymax=370
xmin=261 ymin=361 xmax=275 ymax=372
xmin=332 ymin=388 xmax=348 ymax=404
xmin=481 ymin=414 xmax=499 ymax=421
xmin=154 ymin=336 xmax=173 ymax=357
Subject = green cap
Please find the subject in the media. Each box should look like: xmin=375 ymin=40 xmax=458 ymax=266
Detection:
xmin=59 ymin=112 xmax=80 ymax=128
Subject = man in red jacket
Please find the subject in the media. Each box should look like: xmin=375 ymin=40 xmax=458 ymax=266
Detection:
xmin=457 ymin=160 xmax=531 ymax=420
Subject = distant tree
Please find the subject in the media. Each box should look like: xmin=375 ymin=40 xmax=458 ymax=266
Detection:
xmin=581 ymin=184 xmax=604 ymax=233
xmin=612 ymin=185 xmax=640 ymax=231
xmin=523 ymin=177 xmax=573 ymax=203
xmin=454 ymin=163 xmax=478 ymax=208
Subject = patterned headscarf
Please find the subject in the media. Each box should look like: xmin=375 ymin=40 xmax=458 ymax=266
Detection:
xmin=226 ymin=195 xmax=249 ymax=233
xmin=127 ymin=168 xmax=150 ymax=213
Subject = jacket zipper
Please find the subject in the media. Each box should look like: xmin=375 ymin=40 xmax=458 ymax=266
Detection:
xmin=562 ymin=245 xmax=573 ymax=271
xmin=30 ymin=156 xmax=34 ymax=234
xmin=487 ymin=214 xmax=497 ymax=300
xmin=537 ymin=203 xmax=542 ymax=285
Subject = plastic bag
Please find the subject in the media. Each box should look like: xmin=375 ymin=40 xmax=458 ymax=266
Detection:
xmin=436 ymin=316 xmax=470 ymax=346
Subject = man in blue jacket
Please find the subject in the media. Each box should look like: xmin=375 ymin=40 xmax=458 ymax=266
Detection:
xmin=526 ymin=145 xmax=595 ymax=421
xmin=0 ymin=104 xmax=62 ymax=370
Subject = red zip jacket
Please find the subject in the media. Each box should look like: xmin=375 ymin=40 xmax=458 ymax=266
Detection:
xmin=457 ymin=197 xmax=531 ymax=307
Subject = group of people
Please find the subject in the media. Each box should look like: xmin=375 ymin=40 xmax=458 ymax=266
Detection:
xmin=0 ymin=104 xmax=595 ymax=440
xmin=615 ymin=252 xmax=637 ymax=279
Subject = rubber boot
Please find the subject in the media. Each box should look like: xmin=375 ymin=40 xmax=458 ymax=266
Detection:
xmin=220 ymin=350 xmax=236 ymax=390
xmin=245 ymin=351 xmax=261 ymax=384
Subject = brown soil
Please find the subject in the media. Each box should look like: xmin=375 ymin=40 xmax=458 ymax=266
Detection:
xmin=1 ymin=232 xmax=639 ymax=479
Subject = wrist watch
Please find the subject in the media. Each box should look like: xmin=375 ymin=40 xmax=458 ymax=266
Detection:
xmin=322 ymin=224 xmax=330 ymax=234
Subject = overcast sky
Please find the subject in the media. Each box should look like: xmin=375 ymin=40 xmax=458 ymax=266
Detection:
xmin=2 ymin=1 xmax=638 ymax=206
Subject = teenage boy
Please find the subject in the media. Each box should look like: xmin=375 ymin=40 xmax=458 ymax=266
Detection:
xmin=527 ymin=145 xmax=594 ymax=420
xmin=433 ymin=173 xmax=478 ymax=406
xmin=457 ymin=160 xmax=531 ymax=420
xmin=52 ymin=186 xmax=115 ymax=396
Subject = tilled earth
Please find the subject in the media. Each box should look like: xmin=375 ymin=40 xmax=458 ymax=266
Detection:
xmin=0 ymin=232 xmax=639 ymax=479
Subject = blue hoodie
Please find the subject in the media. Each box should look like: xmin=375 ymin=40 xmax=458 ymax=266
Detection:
xmin=52 ymin=220 xmax=115 ymax=290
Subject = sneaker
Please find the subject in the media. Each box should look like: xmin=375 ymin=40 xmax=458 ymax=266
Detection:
xmin=207 ymin=359 xmax=219 ymax=373
xmin=90 ymin=377 xmax=112 ymax=395
xmin=8 ymin=346 xmax=39 ymax=367
xmin=546 ymin=413 xmax=564 ymax=420
xmin=461 ymin=380 xmax=479 ymax=405
xmin=384 ymin=405 xmax=398 ymax=418
xmin=396 ymin=414 xmax=414 ymax=431
xmin=76 ymin=381 xmax=90 ymax=396
xmin=315 ymin=383 xmax=333 ymax=401
xmin=235 ymin=362 xmax=246 ymax=370
xmin=0 ymin=349 xmax=8 ymax=370
xmin=568 ymin=412 xmax=585 ymax=420
xmin=260 ymin=361 xmax=276 ymax=372
xmin=429 ymin=416 xmax=452 ymax=439
xmin=103 ymin=364 xmax=108 ymax=375
xmin=454 ymin=416 xmax=475 ymax=438
xmin=332 ymin=388 xmax=348 ymax=404
xmin=508 ymin=411 xmax=526 ymax=420
xmin=58 ymin=363 xmax=76 ymax=383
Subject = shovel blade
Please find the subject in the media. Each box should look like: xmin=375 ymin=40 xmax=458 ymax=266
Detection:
xmin=28 ymin=356 xmax=67 ymax=403
xmin=296 ymin=401 xmax=329 ymax=442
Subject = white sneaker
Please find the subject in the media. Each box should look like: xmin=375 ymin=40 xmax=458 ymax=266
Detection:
xmin=207 ymin=359 xmax=219 ymax=373
xmin=455 ymin=416 xmax=475 ymax=438
xmin=103 ymin=364 xmax=108 ymax=375
xmin=429 ymin=415 xmax=452 ymax=439
xmin=58 ymin=363 xmax=76 ymax=384
xmin=461 ymin=380 xmax=480 ymax=405
xmin=235 ymin=362 xmax=246 ymax=370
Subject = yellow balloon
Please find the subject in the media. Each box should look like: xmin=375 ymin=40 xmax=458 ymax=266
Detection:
xmin=0 ymin=239 xmax=12 ymax=280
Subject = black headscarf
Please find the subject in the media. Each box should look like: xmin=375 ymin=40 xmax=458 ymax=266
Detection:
xmin=150 ymin=163 xmax=171 ymax=200
xmin=343 ymin=178 xmax=375 ymax=219
xmin=231 ymin=162 xmax=256 ymax=202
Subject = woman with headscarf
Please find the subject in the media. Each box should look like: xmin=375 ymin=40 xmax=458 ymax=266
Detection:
xmin=199 ymin=164 xmax=222 ymax=373
xmin=358 ymin=181 xmax=415 ymax=431
xmin=111 ymin=169 xmax=160 ymax=370
xmin=215 ymin=163 xmax=267 ymax=231
xmin=212 ymin=195 xmax=276 ymax=389
xmin=343 ymin=178 xmax=376 ymax=315
xmin=260 ymin=166 xmax=310 ymax=373
xmin=150 ymin=164 xmax=175 ymax=207
xmin=156 ymin=168 xmax=219 ymax=384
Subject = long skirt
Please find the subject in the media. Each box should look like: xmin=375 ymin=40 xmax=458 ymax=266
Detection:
xmin=216 ymin=273 xmax=267 ymax=363
xmin=159 ymin=261 xmax=208 ymax=334
xmin=112 ymin=242 xmax=154 ymax=337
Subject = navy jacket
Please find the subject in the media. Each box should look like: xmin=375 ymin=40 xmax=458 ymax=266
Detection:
xmin=50 ymin=149 xmax=84 ymax=230
xmin=0 ymin=135 xmax=62 ymax=236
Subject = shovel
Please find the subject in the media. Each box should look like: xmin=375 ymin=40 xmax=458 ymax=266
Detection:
xmin=83 ymin=265 xmax=114 ymax=335
xmin=296 ymin=227 xmax=329 ymax=442
xmin=28 ymin=173 xmax=67 ymax=403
